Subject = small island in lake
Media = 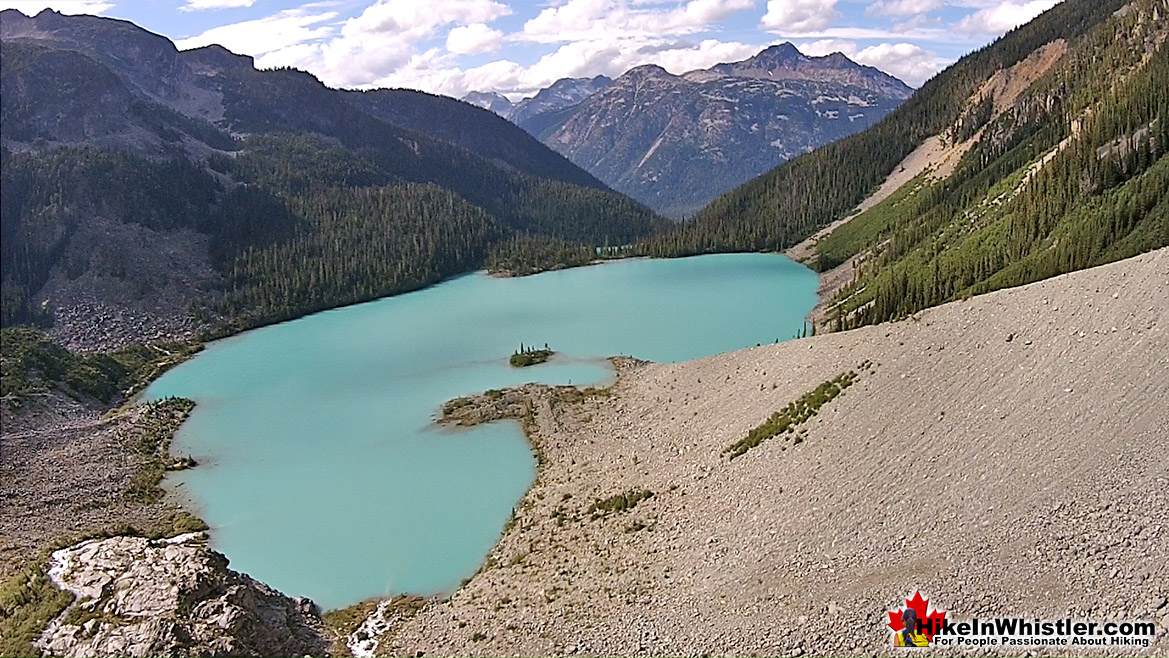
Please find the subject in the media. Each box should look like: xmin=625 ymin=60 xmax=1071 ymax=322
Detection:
xmin=510 ymin=343 xmax=554 ymax=367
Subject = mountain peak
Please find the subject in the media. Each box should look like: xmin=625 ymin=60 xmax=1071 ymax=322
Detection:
xmin=463 ymin=90 xmax=513 ymax=115
xmin=180 ymin=44 xmax=255 ymax=72
xmin=821 ymin=51 xmax=854 ymax=67
xmin=751 ymin=42 xmax=804 ymax=64
xmin=618 ymin=64 xmax=673 ymax=83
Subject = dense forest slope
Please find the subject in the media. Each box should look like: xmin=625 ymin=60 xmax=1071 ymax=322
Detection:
xmin=647 ymin=0 xmax=1168 ymax=327
xmin=0 ymin=9 xmax=663 ymax=347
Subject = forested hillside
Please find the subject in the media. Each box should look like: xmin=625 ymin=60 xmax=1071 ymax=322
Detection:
xmin=346 ymin=88 xmax=606 ymax=191
xmin=0 ymin=9 xmax=662 ymax=345
xmin=646 ymin=0 xmax=1168 ymax=328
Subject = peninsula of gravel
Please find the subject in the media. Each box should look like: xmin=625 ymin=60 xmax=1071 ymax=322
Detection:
xmin=375 ymin=248 xmax=1169 ymax=657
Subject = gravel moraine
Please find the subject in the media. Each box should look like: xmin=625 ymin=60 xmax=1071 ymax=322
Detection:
xmin=373 ymin=248 xmax=1169 ymax=657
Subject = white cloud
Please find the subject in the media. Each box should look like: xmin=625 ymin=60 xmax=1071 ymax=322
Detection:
xmin=852 ymin=42 xmax=947 ymax=86
xmin=0 ymin=1 xmax=113 ymax=15
xmin=446 ymin=23 xmax=503 ymax=54
xmin=796 ymin=38 xmax=947 ymax=86
xmin=360 ymin=36 xmax=764 ymax=100
xmin=343 ymin=0 xmax=510 ymax=43
xmin=953 ymin=0 xmax=1059 ymax=34
xmin=760 ymin=0 xmax=838 ymax=33
xmin=520 ymin=0 xmax=753 ymax=43
xmin=180 ymin=0 xmax=254 ymax=12
xmin=175 ymin=7 xmax=338 ymax=55
xmin=250 ymin=0 xmax=511 ymax=88
xmin=776 ymin=24 xmax=953 ymax=41
xmin=867 ymin=0 xmax=941 ymax=16
xmin=796 ymin=37 xmax=854 ymax=56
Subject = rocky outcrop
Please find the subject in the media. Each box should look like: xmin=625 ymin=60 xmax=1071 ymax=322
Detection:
xmin=36 ymin=533 xmax=330 ymax=658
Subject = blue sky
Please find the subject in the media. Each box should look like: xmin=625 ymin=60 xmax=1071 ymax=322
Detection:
xmin=2 ymin=0 xmax=1062 ymax=98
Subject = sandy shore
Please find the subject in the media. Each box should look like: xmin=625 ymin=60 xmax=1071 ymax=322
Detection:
xmin=370 ymin=248 xmax=1168 ymax=656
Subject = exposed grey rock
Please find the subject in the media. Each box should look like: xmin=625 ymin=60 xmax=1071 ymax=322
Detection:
xmin=519 ymin=44 xmax=912 ymax=217
xmin=36 ymin=533 xmax=330 ymax=658
xmin=462 ymin=90 xmax=513 ymax=116
xmin=505 ymin=75 xmax=611 ymax=126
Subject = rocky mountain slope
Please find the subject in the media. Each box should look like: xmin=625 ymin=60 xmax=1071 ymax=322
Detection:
xmin=522 ymin=45 xmax=911 ymax=217
xmin=0 ymin=9 xmax=661 ymax=349
xmin=464 ymin=76 xmax=611 ymax=127
xmin=506 ymin=75 xmax=611 ymax=127
xmin=463 ymin=90 xmax=513 ymax=115
xmin=648 ymin=0 xmax=1168 ymax=330
xmin=378 ymin=247 xmax=1169 ymax=656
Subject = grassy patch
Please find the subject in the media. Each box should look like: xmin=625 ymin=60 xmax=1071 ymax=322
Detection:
xmin=0 ymin=562 xmax=73 ymax=658
xmin=124 ymin=398 xmax=197 ymax=504
xmin=0 ymin=328 xmax=201 ymax=410
xmin=726 ymin=364 xmax=870 ymax=459
xmin=551 ymin=385 xmax=612 ymax=405
xmin=441 ymin=397 xmax=473 ymax=417
xmin=0 ymin=509 xmax=209 ymax=657
xmin=589 ymin=489 xmax=654 ymax=520
xmin=322 ymin=598 xmax=382 ymax=638
xmin=322 ymin=595 xmax=427 ymax=657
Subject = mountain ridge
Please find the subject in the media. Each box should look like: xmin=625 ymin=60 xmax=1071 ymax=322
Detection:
xmin=515 ymin=44 xmax=912 ymax=217
xmin=0 ymin=8 xmax=663 ymax=348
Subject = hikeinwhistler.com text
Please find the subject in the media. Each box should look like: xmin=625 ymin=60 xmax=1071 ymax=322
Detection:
xmin=922 ymin=617 xmax=1157 ymax=648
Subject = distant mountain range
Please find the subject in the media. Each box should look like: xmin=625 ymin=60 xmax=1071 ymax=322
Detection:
xmin=464 ymin=75 xmax=613 ymax=126
xmin=0 ymin=9 xmax=662 ymax=346
xmin=469 ymin=45 xmax=911 ymax=217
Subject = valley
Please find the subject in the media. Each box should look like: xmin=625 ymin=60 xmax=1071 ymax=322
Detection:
xmin=489 ymin=46 xmax=911 ymax=218
xmin=2 ymin=0 xmax=1168 ymax=655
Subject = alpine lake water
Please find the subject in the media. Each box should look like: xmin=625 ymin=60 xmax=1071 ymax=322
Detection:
xmin=144 ymin=253 xmax=818 ymax=610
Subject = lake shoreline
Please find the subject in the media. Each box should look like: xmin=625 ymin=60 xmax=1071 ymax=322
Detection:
xmin=366 ymin=248 xmax=1169 ymax=656
xmin=144 ymin=252 xmax=818 ymax=611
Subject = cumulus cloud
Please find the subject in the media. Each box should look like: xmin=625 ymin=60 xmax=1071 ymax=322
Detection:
xmin=796 ymin=37 xmax=855 ymax=56
xmin=520 ymin=0 xmax=753 ymax=43
xmin=0 ymin=0 xmax=113 ymax=15
xmin=953 ymin=0 xmax=1059 ymax=34
xmin=180 ymin=0 xmax=254 ymax=11
xmin=760 ymin=0 xmax=838 ymax=33
xmin=342 ymin=0 xmax=510 ymax=43
xmin=221 ymin=0 xmax=512 ymax=88
xmin=853 ymin=42 xmax=947 ymax=86
xmin=446 ymin=23 xmax=503 ymax=54
xmin=867 ymin=0 xmax=942 ymax=16
xmin=776 ymin=24 xmax=951 ymax=40
xmin=175 ymin=7 xmax=338 ymax=55
xmin=365 ymin=36 xmax=765 ymax=100
xmin=797 ymin=38 xmax=948 ymax=86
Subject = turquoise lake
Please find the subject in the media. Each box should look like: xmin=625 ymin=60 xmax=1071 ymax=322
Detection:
xmin=144 ymin=253 xmax=818 ymax=610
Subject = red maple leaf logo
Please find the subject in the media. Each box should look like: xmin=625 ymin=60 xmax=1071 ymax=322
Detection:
xmin=887 ymin=590 xmax=947 ymax=641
